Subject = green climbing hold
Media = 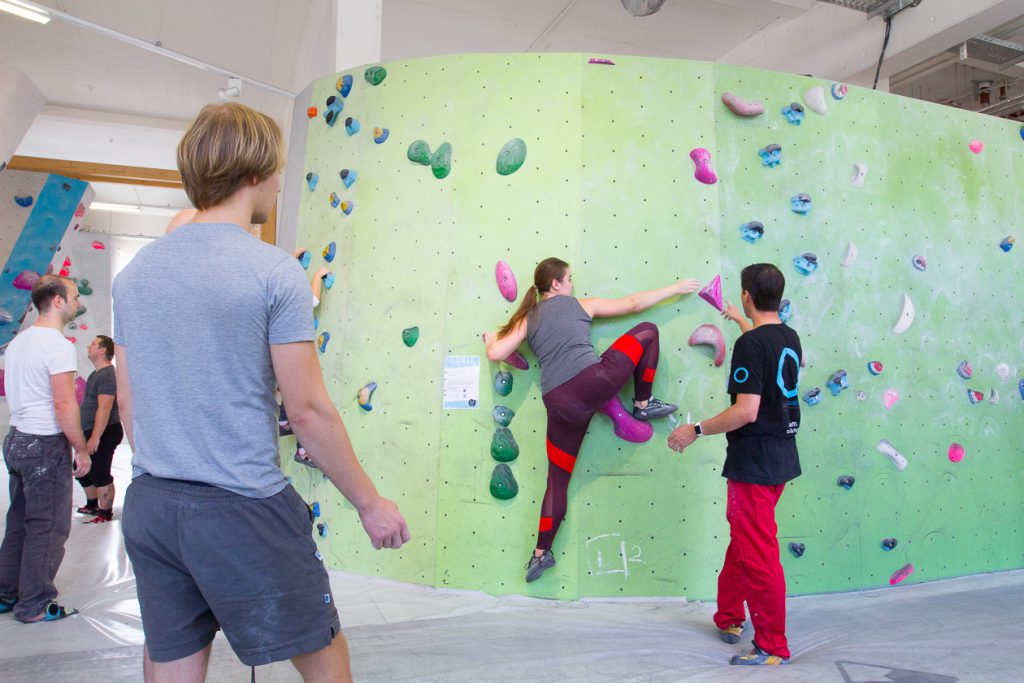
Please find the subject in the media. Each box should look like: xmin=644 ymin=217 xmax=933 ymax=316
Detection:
xmin=407 ymin=140 xmax=431 ymax=166
xmin=490 ymin=463 xmax=518 ymax=500
xmin=73 ymin=278 xmax=92 ymax=296
xmin=496 ymin=138 xmax=527 ymax=175
xmin=492 ymin=405 xmax=514 ymax=427
xmin=491 ymin=427 xmax=519 ymax=462
xmin=75 ymin=306 xmax=87 ymax=318
xmin=431 ymin=142 xmax=452 ymax=179
xmin=494 ymin=371 xmax=512 ymax=396
xmin=364 ymin=66 xmax=387 ymax=86
xmin=402 ymin=326 xmax=419 ymax=347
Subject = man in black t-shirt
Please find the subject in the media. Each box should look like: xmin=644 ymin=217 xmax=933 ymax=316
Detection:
xmin=668 ymin=263 xmax=801 ymax=666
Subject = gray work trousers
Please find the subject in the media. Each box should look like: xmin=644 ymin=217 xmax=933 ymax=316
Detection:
xmin=0 ymin=427 xmax=73 ymax=621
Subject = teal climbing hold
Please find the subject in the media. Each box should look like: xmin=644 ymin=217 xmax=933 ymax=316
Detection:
xmin=431 ymin=142 xmax=452 ymax=179
xmin=490 ymin=463 xmax=518 ymax=500
xmin=364 ymin=66 xmax=387 ymax=86
xmin=494 ymin=371 xmax=513 ymax=396
xmin=496 ymin=138 xmax=527 ymax=175
xmin=408 ymin=140 xmax=431 ymax=165
xmin=72 ymin=278 xmax=92 ymax=296
xmin=402 ymin=326 xmax=419 ymax=347
xmin=491 ymin=427 xmax=519 ymax=462
xmin=492 ymin=405 xmax=515 ymax=427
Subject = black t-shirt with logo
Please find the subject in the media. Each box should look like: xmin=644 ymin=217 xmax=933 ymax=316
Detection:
xmin=723 ymin=324 xmax=802 ymax=485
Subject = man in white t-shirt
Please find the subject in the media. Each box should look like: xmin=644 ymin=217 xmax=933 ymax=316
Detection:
xmin=0 ymin=275 xmax=90 ymax=623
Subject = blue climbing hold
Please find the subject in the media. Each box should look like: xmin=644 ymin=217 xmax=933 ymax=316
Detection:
xmin=827 ymin=369 xmax=848 ymax=396
xmin=1019 ymin=379 xmax=1024 ymax=401
xmin=778 ymin=299 xmax=792 ymax=323
xmin=323 ymin=241 xmax=336 ymax=262
xmin=324 ymin=109 xmax=339 ymax=127
xmin=781 ymin=102 xmax=805 ymax=125
xmin=837 ymin=475 xmax=855 ymax=490
xmin=791 ymin=193 xmax=812 ymax=214
xmin=373 ymin=127 xmax=389 ymax=144
xmin=306 ymin=172 xmax=319 ymax=191
xmin=298 ymin=250 xmax=311 ymax=270
xmin=337 ymin=74 xmax=353 ymax=97
xmin=317 ymin=523 xmax=328 ymax=538
xmin=1000 ymin=236 xmax=1015 ymax=252
xmin=318 ymin=332 xmax=330 ymax=353
xmin=311 ymin=502 xmax=321 ymax=517
xmin=740 ymin=221 xmax=764 ymax=244
xmin=881 ymin=538 xmax=898 ymax=551
xmin=759 ymin=144 xmax=781 ymax=168
xmin=322 ymin=272 xmax=335 ymax=289
xmin=793 ymin=252 xmax=818 ymax=276
xmin=326 ymin=96 xmax=344 ymax=113
xmin=345 ymin=117 xmax=360 ymax=136
xmin=329 ymin=192 xmax=340 ymax=209
xmin=340 ymin=169 xmax=357 ymax=188
xmin=803 ymin=387 xmax=822 ymax=406
xmin=14 ymin=196 xmax=33 ymax=208
xmin=788 ymin=542 xmax=805 ymax=558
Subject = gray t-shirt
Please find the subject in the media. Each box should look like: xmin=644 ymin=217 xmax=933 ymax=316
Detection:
xmin=80 ymin=365 xmax=119 ymax=431
xmin=526 ymin=295 xmax=600 ymax=395
xmin=113 ymin=223 xmax=315 ymax=498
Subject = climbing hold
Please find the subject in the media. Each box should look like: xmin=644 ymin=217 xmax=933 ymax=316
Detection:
xmin=856 ymin=390 xmax=866 ymax=401
xmin=306 ymin=172 xmax=319 ymax=191
xmin=720 ymin=92 xmax=764 ymax=117
xmin=322 ymin=272 xmax=335 ymax=289
xmin=967 ymin=388 xmax=984 ymax=405
xmin=364 ymin=65 xmax=387 ymax=85
xmin=969 ymin=139 xmax=983 ymax=154
xmin=851 ymin=163 xmax=868 ymax=188
xmin=867 ymin=361 xmax=883 ymax=376
xmin=689 ymin=148 xmax=717 ymax=184
xmin=698 ymin=274 xmax=723 ymax=312
xmin=956 ymin=361 xmax=972 ymax=380
xmin=329 ymin=192 xmax=340 ymax=209
xmin=889 ymin=563 xmax=914 ymax=586
xmin=883 ymin=389 xmax=899 ymax=410
xmin=793 ymin=253 xmax=818 ymax=276
xmin=324 ymin=106 xmax=341 ymax=127
xmin=739 ymin=221 xmax=764 ymax=244
xmin=73 ymin=306 xmax=86 ymax=319
xmin=339 ymin=169 xmax=357 ymax=188
xmin=891 ymin=294 xmax=915 ymax=335
xmin=588 ymin=58 xmax=615 ymax=65
xmin=402 ymin=326 xmax=419 ymax=347
xmin=803 ymin=86 xmax=827 ymax=115
xmin=317 ymin=523 xmax=329 ymax=538
xmin=781 ymin=102 xmax=805 ymax=125
xmin=497 ymin=138 xmax=527 ymax=175
xmin=14 ymin=196 xmax=33 ymax=208
xmin=357 ymin=382 xmax=377 ymax=411
xmin=373 ymin=127 xmax=389 ymax=144
xmin=340 ymin=200 xmax=355 ymax=215
xmin=759 ymin=143 xmax=782 ymax=167
xmin=407 ymin=140 xmax=432 ymax=165
xmin=489 ymin=463 xmax=518 ymax=500
xmin=881 ymin=538 xmax=898 ymax=551
xmin=344 ymin=117 xmax=360 ymax=136
xmin=336 ymin=74 xmax=353 ymax=97
xmin=877 ymin=439 xmax=907 ymax=470
xmin=778 ymin=299 xmax=792 ymax=323
xmin=307 ymin=106 xmax=318 ymax=119
xmin=73 ymin=278 xmax=92 ymax=295
xmin=999 ymin=236 xmax=1015 ymax=252
xmin=831 ymin=83 xmax=848 ymax=100
xmin=495 ymin=260 xmax=517 ymax=302
xmin=599 ymin=396 xmax=653 ymax=443
xmin=310 ymin=502 xmax=321 ymax=518
xmin=494 ymin=371 xmax=513 ymax=396
xmin=790 ymin=193 xmax=812 ymax=214
xmin=505 ymin=350 xmax=530 ymax=371
xmin=491 ymin=427 xmax=519 ymax=462
xmin=492 ymin=405 xmax=515 ymax=427
xmin=326 ymin=95 xmax=343 ymax=112
xmin=837 ymin=475 xmax=855 ymax=490
xmin=317 ymin=332 xmax=330 ymax=353
xmin=12 ymin=270 xmax=39 ymax=291
xmin=431 ymin=142 xmax=452 ymax=179
xmin=1020 ymin=379 xmax=1024 ymax=401
xmin=323 ymin=241 xmax=336 ymax=262
xmin=803 ymin=388 xmax=822 ymax=406
xmin=827 ymin=370 xmax=848 ymax=396
xmin=996 ymin=363 xmax=1010 ymax=380
xmin=297 ymin=250 xmax=311 ymax=269
xmin=841 ymin=242 xmax=857 ymax=267
xmin=688 ymin=323 xmax=726 ymax=367
xmin=948 ymin=442 xmax=964 ymax=463
xmin=911 ymin=254 xmax=927 ymax=272
xmin=787 ymin=542 xmax=805 ymax=558
xmin=278 ymin=403 xmax=292 ymax=436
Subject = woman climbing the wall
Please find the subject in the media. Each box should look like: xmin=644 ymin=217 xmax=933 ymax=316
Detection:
xmin=484 ymin=257 xmax=700 ymax=582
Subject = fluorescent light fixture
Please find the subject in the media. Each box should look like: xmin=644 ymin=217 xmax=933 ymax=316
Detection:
xmin=0 ymin=0 xmax=51 ymax=24
xmin=89 ymin=202 xmax=183 ymax=217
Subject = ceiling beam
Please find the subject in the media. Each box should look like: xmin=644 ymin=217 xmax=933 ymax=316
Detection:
xmin=6 ymin=155 xmax=182 ymax=188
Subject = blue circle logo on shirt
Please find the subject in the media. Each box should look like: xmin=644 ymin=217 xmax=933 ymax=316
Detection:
xmin=733 ymin=367 xmax=749 ymax=384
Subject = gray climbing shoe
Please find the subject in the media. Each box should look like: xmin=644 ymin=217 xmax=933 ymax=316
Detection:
xmin=525 ymin=550 xmax=556 ymax=582
xmin=632 ymin=397 xmax=678 ymax=421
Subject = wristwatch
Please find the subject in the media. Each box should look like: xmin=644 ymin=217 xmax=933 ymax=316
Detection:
xmin=693 ymin=422 xmax=703 ymax=437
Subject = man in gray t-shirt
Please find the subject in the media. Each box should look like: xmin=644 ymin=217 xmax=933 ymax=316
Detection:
xmin=113 ymin=102 xmax=409 ymax=680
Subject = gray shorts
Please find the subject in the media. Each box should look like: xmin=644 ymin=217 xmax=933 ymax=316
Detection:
xmin=122 ymin=475 xmax=340 ymax=665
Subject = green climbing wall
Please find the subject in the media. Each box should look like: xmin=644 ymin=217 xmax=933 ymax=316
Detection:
xmin=287 ymin=53 xmax=1024 ymax=600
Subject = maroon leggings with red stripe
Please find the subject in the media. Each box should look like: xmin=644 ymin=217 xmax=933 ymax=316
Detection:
xmin=536 ymin=322 xmax=660 ymax=550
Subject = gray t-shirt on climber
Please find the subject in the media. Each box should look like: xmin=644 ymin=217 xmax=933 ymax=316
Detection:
xmin=80 ymin=365 xmax=119 ymax=431
xmin=113 ymin=223 xmax=316 ymax=498
xmin=527 ymin=295 xmax=600 ymax=395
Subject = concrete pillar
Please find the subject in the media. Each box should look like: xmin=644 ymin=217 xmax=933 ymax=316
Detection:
xmin=0 ymin=64 xmax=45 ymax=169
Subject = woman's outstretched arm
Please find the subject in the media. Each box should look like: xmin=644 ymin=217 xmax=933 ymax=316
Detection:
xmin=580 ymin=278 xmax=700 ymax=319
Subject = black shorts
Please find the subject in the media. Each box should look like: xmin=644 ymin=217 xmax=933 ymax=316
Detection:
xmin=77 ymin=422 xmax=123 ymax=488
xmin=122 ymin=475 xmax=340 ymax=665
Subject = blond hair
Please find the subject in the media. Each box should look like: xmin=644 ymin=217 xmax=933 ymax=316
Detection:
xmin=176 ymin=103 xmax=284 ymax=210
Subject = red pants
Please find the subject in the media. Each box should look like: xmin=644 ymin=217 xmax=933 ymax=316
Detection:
xmin=713 ymin=479 xmax=790 ymax=658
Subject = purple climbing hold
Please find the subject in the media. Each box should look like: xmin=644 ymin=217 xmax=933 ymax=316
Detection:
xmin=12 ymin=270 xmax=40 ymax=291
xmin=698 ymin=275 xmax=723 ymax=312
xmin=588 ymin=58 xmax=615 ymax=65
xmin=505 ymin=350 xmax=529 ymax=371
xmin=599 ymin=396 xmax=653 ymax=444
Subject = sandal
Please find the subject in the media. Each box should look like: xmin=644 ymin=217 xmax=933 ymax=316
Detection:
xmin=19 ymin=601 xmax=78 ymax=623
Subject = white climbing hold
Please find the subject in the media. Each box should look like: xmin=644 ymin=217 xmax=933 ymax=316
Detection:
xmin=851 ymin=163 xmax=867 ymax=188
xmin=841 ymin=242 xmax=858 ymax=268
xmin=996 ymin=363 xmax=1010 ymax=381
xmin=892 ymin=294 xmax=915 ymax=335
xmin=804 ymin=86 xmax=827 ymax=115
xmin=877 ymin=439 xmax=908 ymax=470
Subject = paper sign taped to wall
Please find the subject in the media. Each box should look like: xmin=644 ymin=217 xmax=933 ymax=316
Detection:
xmin=443 ymin=356 xmax=480 ymax=409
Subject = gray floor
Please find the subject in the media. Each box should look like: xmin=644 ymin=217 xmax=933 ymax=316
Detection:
xmin=0 ymin=447 xmax=1018 ymax=682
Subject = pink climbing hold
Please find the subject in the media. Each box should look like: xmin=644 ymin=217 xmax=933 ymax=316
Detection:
xmin=721 ymin=92 xmax=764 ymax=117
xmin=91 ymin=240 xmax=106 ymax=250
xmin=698 ymin=275 xmax=723 ymax=312
xmin=599 ymin=396 xmax=653 ymax=444
xmin=688 ymin=323 xmax=726 ymax=367
xmin=689 ymin=148 xmax=718 ymax=185
xmin=495 ymin=260 xmax=517 ymax=302
xmin=505 ymin=350 xmax=530 ymax=371
xmin=75 ymin=376 xmax=86 ymax=405
xmin=883 ymin=389 xmax=899 ymax=410
xmin=65 ymin=336 xmax=76 ymax=344
xmin=58 ymin=268 xmax=69 ymax=277
xmin=969 ymin=139 xmax=984 ymax=154
xmin=889 ymin=563 xmax=914 ymax=586
xmin=948 ymin=443 xmax=965 ymax=463
xmin=74 ymin=203 xmax=85 ymax=217
xmin=79 ymin=324 xmax=88 ymax=330
xmin=12 ymin=270 xmax=40 ymax=291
